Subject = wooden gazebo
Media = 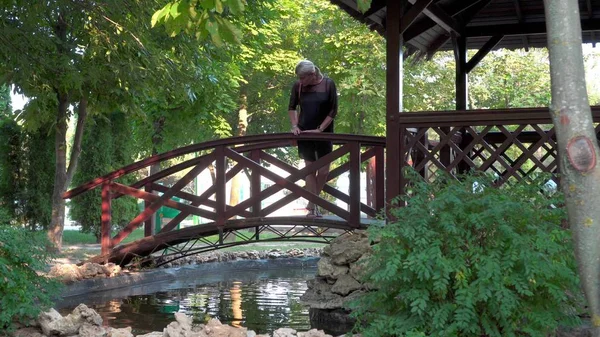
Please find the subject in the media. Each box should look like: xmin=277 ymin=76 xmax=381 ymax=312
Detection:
xmin=329 ymin=0 xmax=600 ymax=204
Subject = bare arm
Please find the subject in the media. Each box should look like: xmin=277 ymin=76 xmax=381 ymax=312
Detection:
xmin=288 ymin=109 xmax=301 ymax=135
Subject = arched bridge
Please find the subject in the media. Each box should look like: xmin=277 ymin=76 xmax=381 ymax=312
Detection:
xmin=64 ymin=133 xmax=386 ymax=267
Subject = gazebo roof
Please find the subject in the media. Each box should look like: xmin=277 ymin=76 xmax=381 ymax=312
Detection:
xmin=329 ymin=0 xmax=600 ymax=58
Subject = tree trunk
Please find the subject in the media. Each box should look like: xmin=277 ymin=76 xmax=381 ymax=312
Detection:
xmin=48 ymin=97 xmax=88 ymax=251
xmin=228 ymin=93 xmax=248 ymax=213
xmin=544 ymin=0 xmax=600 ymax=334
xmin=48 ymin=92 xmax=69 ymax=251
xmin=150 ymin=116 xmax=165 ymax=176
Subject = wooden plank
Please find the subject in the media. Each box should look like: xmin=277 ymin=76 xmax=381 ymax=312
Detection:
xmin=401 ymin=0 xmax=435 ymax=34
xmin=349 ymin=142 xmax=361 ymax=227
xmin=101 ymin=183 xmax=112 ymax=256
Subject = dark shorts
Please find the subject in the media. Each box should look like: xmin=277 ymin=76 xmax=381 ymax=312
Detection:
xmin=297 ymin=140 xmax=333 ymax=162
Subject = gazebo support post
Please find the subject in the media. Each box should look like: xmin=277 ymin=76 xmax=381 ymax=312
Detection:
xmin=385 ymin=0 xmax=404 ymax=213
xmin=453 ymin=34 xmax=470 ymax=174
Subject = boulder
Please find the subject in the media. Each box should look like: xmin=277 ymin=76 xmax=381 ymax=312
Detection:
xmin=297 ymin=329 xmax=332 ymax=337
xmin=306 ymin=278 xmax=332 ymax=294
xmin=11 ymin=327 xmax=46 ymax=337
xmin=174 ymin=313 xmax=192 ymax=331
xmin=272 ymin=328 xmax=297 ymax=337
xmin=48 ymin=264 xmax=81 ymax=283
xmin=136 ymin=333 xmax=163 ymax=337
xmin=328 ymin=232 xmax=370 ymax=266
xmin=78 ymin=322 xmax=107 ymax=337
xmin=101 ymin=263 xmax=121 ymax=278
xmin=349 ymin=253 xmax=371 ymax=282
xmin=80 ymin=263 xmax=106 ymax=279
xmin=38 ymin=308 xmax=79 ymax=336
xmin=316 ymin=257 xmax=348 ymax=280
xmin=300 ymin=287 xmax=345 ymax=310
xmin=331 ymin=275 xmax=362 ymax=296
xmin=106 ymin=327 xmax=133 ymax=337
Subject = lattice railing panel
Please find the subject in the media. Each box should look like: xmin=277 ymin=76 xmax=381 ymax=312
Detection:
xmin=401 ymin=109 xmax=600 ymax=187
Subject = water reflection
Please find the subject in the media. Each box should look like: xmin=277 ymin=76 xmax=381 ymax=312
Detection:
xmin=58 ymin=271 xmax=314 ymax=335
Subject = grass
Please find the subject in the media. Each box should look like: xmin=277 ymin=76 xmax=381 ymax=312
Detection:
xmin=62 ymin=227 xmax=146 ymax=245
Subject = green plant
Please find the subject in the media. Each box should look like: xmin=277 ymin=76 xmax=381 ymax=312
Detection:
xmin=349 ymin=169 xmax=581 ymax=337
xmin=0 ymin=227 xmax=62 ymax=331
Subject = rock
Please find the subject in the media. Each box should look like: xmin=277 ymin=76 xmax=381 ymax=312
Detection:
xmin=164 ymin=321 xmax=186 ymax=337
xmin=106 ymin=327 xmax=133 ymax=337
xmin=331 ymin=275 xmax=362 ymax=296
xmin=38 ymin=308 xmax=79 ymax=337
xmin=246 ymin=251 xmax=260 ymax=260
xmin=273 ymin=328 xmax=297 ymax=337
xmin=79 ymin=322 xmax=107 ymax=337
xmin=71 ymin=304 xmax=103 ymax=326
xmin=48 ymin=264 xmax=81 ymax=283
xmin=200 ymin=318 xmax=246 ymax=337
xmin=329 ymin=232 xmax=370 ymax=266
xmin=11 ymin=327 xmax=47 ymax=337
xmin=174 ymin=313 xmax=192 ymax=331
xmin=136 ymin=332 xmax=163 ymax=337
xmin=321 ymin=245 xmax=331 ymax=257
xmin=316 ymin=257 xmax=348 ymax=280
xmin=349 ymin=253 xmax=371 ymax=282
xmin=300 ymin=287 xmax=345 ymax=310
xmin=102 ymin=263 xmax=121 ymax=277
xmin=297 ymin=329 xmax=332 ymax=337
xmin=80 ymin=263 xmax=106 ymax=279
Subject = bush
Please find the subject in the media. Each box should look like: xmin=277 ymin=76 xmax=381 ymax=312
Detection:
xmin=0 ymin=227 xmax=62 ymax=331
xmin=349 ymin=170 xmax=581 ymax=337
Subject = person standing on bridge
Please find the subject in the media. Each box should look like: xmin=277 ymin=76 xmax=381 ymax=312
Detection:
xmin=288 ymin=60 xmax=338 ymax=218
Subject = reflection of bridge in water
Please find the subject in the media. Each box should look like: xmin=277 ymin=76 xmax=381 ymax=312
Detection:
xmin=64 ymin=133 xmax=386 ymax=267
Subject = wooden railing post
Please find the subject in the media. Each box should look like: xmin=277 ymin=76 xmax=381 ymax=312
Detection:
xmin=215 ymin=145 xmax=226 ymax=244
xmin=349 ymin=142 xmax=361 ymax=227
xmin=101 ymin=182 xmax=112 ymax=256
xmin=375 ymin=146 xmax=385 ymax=215
xmin=144 ymin=183 xmax=155 ymax=237
xmin=250 ymin=149 xmax=261 ymax=240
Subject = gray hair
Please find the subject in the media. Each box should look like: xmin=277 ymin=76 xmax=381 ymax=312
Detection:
xmin=295 ymin=60 xmax=322 ymax=78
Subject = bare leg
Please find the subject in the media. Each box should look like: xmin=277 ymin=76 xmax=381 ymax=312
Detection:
xmin=304 ymin=160 xmax=318 ymax=210
xmin=315 ymin=165 xmax=330 ymax=196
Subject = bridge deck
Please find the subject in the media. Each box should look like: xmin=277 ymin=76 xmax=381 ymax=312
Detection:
xmin=87 ymin=215 xmax=380 ymax=267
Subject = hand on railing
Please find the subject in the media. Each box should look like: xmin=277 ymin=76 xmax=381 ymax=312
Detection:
xmin=301 ymin=129 xmax=323 ymax=133
xmin=291 ymin=125 xmax=301 ymax=135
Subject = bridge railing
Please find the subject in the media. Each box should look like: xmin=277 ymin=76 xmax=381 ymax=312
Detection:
xmin=64 ymin=133 xmax=386 ymax=255
xmin=397 ymin=106 xmax=600 ymax=192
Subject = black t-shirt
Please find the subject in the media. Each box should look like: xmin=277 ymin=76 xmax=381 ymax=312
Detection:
xmin=288 ymin=77 xmax=338 ymax=132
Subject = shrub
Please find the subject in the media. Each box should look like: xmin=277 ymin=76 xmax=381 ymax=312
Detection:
xmin=349 ymin=170 xmax=581 ymax=337
xmin=0 ymin=227 xmax=62 ymax=331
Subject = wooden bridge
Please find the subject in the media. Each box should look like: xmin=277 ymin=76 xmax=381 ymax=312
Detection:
xmin=64 ymin=133 xmax=386 ymax=266
xmin=63 ymin=107 xmax=600 ymax=267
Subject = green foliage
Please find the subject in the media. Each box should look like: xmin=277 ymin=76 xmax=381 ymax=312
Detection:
xmin=0 ymin=117 xmax=22 ymax=223
xmin=69 ymin=112 xmax=139 ymax=240
xmin=350 ymin=170 xmax=581 ymax=337
xmin=0 ymin=226 xmax=62 ymax=331
xmin=19 ymin=128 xmax=55 ymax=229
xmin=152 ymin=0 xmax=245 ymax=45
xmin=0 ymin=84 xmax=11 ymax=117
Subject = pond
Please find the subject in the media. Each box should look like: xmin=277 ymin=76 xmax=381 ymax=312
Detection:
xmin=55 ymin=259 xmax=347 ymax=336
